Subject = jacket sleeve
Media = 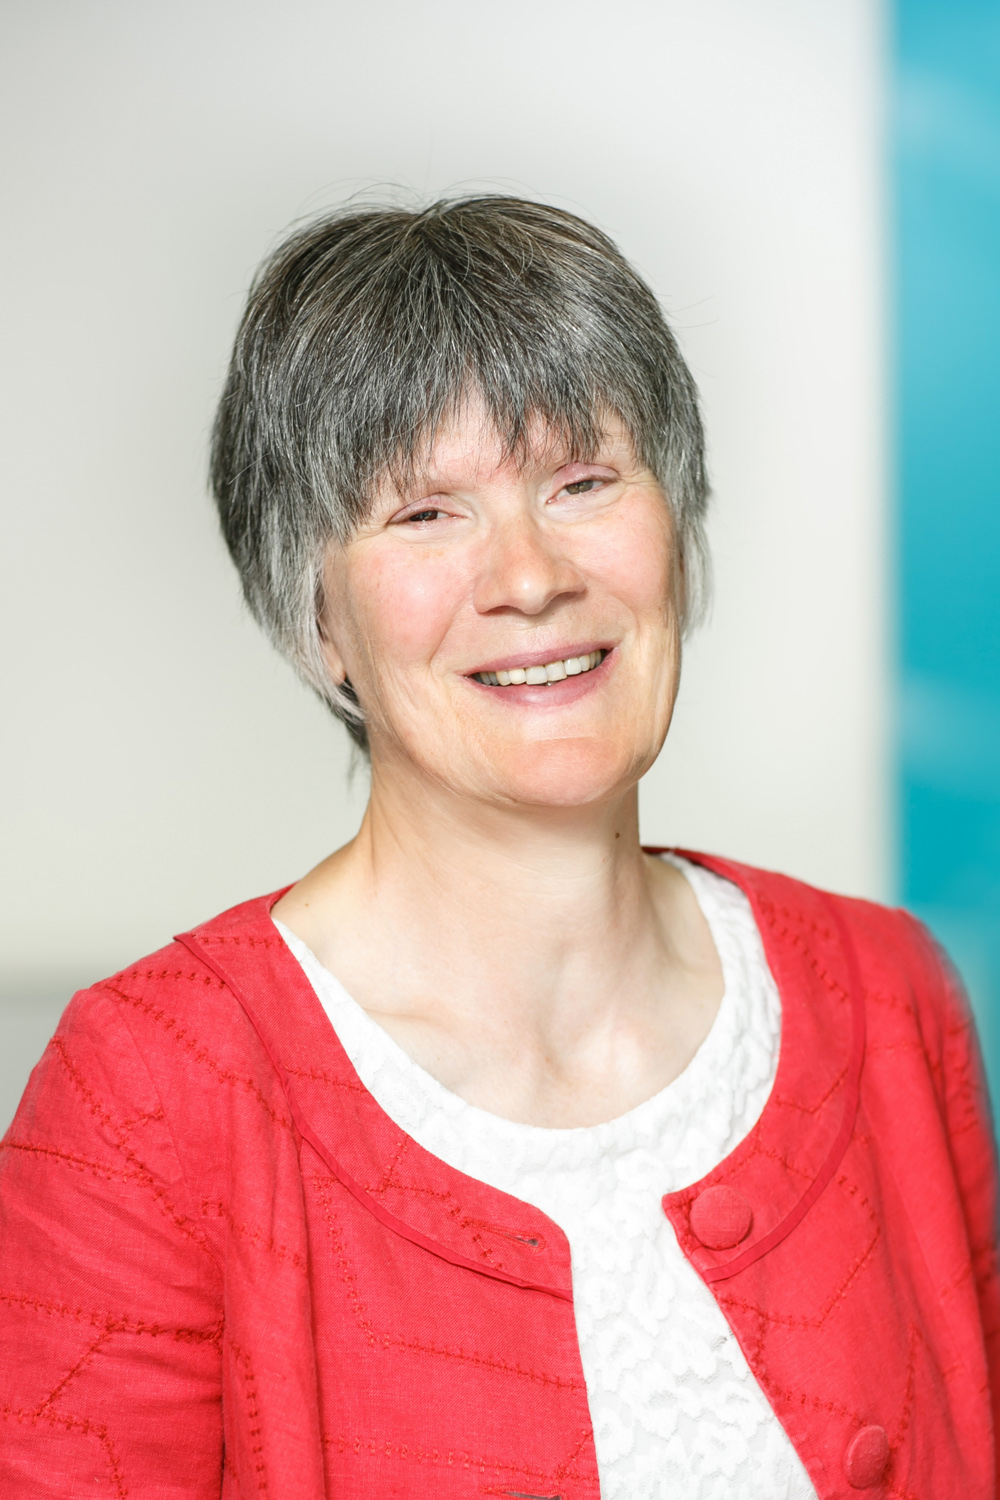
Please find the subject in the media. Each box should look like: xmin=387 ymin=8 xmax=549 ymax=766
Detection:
xmin=918 ymin=919 xmax=1000 ymax=1476
xmin=0 ymin=986 xmax=224 ymax=1496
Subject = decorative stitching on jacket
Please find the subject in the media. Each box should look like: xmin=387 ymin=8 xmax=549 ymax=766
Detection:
xmin=366 ymin=1137 xmax=546 ymax=1269
xmin=115 ymin=965 xmax=228 ymax=988
xmin=200 ymin=934 xmax=283 ymax=950
xmin=0 ymin=1403 xmax=129 ymax=1498
xmin=772 ymin=1064 xmax=849 ymax=1116
xmin=35 ymin=1329 xmax=113 ymax=1413
xmin=285 ymin=1065 xmax=369 ymax=1094
xmin=716 ymin=1168 xmax=880 ymax=1330
xmin=0 ymin=1289 xmax=223 ymax=1345
xmin=201 ymin=1198 xmax=307 ymax=1268
xmin=227 ymin=1340 xmax=268 ymax=1493
xmin=99 ymin=981 xmax=294 ymax=1130
xmin=313 ymin=1175 xmax=584 ymax=1390
xmin=50 ymin=1035 xmax=217 ymax=1263
xmin=2 ymin=1137 xmax=137 ymax=1182
xmin=757 ymin=900 xmax=851 ymax=1005
xmin=323 ymin=1430 xmax=587 ymax=1485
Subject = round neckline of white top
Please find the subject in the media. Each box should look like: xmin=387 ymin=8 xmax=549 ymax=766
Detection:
xmin=273 ymin=854 xmax=781 ymax=1180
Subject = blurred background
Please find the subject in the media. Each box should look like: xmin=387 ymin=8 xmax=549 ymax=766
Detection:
xmin=0 ymin=0 xmax=996 ymax=1130
xmin=896 ymin=1 xmax=1000 ymax=1115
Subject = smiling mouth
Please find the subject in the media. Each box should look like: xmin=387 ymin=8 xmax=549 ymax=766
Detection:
xmin=473 ymin=650 xmax=607 ymax=687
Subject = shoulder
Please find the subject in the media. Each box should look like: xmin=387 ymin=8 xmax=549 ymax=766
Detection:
xmin=21 ymin=891 xmax=297 ymax=1176
xmin=674 ymin=849 xmax=967 ymax=1069
xmin=675 ymin=846 xmax=933 ymax=958
xmin=78 ymin=887 xmax=289 ymax=1047
xmin=75 ymin=919 xmax=261 ymax=1060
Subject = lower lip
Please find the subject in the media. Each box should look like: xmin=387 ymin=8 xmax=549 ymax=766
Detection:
xmin=465 ymin=651 xmax=615 ymax=708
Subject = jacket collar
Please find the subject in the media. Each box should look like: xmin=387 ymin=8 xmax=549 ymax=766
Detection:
xmin=176 ymin=849 xmax=864 ymax=1295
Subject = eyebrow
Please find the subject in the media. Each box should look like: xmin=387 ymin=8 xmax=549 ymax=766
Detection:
xmin=391 ymin=438 xmax=624 ymax=498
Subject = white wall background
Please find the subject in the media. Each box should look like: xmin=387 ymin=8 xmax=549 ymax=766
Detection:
xmin=0 ymin=0 xmax=889 ymax=1127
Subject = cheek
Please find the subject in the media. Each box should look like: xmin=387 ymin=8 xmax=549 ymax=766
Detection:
xmin=346 ymin=549 xmax=468 ymax=677
xmin=579 ymin=504 xmax=676 ymax=622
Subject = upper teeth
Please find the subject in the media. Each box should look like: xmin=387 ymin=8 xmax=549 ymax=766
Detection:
xmin=475 ymin=650 xmax=604 ymax=686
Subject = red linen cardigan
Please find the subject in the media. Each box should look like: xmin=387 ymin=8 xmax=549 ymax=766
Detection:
xmin=1 ymin=852 xmax=998 ymax=1498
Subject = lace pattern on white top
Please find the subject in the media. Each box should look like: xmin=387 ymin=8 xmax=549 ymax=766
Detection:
xmin=275 ymin=856 xmax=817 ymax=1500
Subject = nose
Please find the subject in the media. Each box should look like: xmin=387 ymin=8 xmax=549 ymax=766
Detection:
xmin=473 ymin=514 xmax=585 ymax=616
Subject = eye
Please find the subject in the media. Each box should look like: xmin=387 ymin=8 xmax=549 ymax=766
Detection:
xmin=563 ymin=478 xmax=602 ymax=496
xmin=400 ymin=508 xmax=447 ymax=524
xmin=388 ymin=495 xmax=466 ymax=530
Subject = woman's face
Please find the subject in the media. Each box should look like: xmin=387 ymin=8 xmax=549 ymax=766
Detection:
xmin=320 ymin=406 xmax=683 ymax=810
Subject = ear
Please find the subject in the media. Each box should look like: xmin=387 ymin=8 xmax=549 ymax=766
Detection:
xmin=315 ymin=543 xmax=351 ymax=686
xmin=316 ymin=612 xmax=350 ymax=687
xmin=674 ymin=546 xmax=688 ymax=624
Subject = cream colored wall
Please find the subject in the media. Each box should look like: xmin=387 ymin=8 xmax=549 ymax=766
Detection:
xmin=0 ymin=0 xmax=888 ymax=1126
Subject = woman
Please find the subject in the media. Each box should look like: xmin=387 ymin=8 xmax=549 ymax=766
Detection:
xmin=0 ymin=196 xmax=997 ymax=1500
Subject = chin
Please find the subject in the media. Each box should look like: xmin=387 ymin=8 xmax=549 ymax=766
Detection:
xmin=488 ymin=736 xmax=651 ymax=809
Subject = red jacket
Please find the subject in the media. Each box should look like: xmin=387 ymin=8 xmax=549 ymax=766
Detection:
xmin=1 ymin=853 xmax=998 ymax=1498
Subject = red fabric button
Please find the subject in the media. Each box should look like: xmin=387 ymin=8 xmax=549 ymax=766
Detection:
xmin=687 ymin=1185 xmax=753 ymax=1249
xmin=844 ymin=1425 xmax=890 ymax=1488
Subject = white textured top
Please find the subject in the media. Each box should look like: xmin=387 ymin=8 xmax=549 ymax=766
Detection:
xmin=275 ymin=857 xmax=818 ymax=1500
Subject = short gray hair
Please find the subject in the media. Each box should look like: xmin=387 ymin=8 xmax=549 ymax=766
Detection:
xmin=210 ymin=195 xmax=710 ymax=752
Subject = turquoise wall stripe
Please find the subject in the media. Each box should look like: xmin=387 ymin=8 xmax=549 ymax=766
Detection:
xmin=895 ymin=0 xmax=1000 ymax=1107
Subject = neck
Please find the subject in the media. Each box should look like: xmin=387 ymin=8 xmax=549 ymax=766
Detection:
xmin=280 ymin=753 xmax=684 ymax=1044
xmin=357 ymin=760 xmax=650 ymax=948
xmin=273 ymin=756 xmax=721 ymax=1124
